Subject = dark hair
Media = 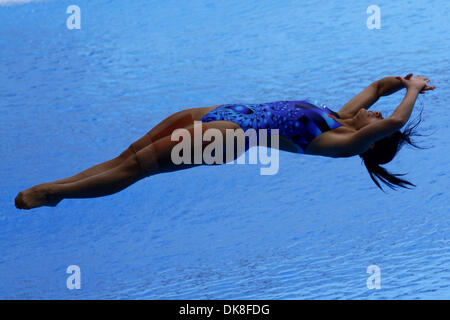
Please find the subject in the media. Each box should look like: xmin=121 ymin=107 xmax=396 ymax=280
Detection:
xmin=359 ymin=107 xmax=430 ymax=191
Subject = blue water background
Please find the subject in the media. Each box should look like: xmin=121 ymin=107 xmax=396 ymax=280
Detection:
xmin=0 ymin=0 xmax=449 ymax=299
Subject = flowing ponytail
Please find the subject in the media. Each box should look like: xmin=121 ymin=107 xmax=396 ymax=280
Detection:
xmin=361 ymin=158 xmax=415 ymax=191
xmin=359 ymin=106 xmax=430 ymax=191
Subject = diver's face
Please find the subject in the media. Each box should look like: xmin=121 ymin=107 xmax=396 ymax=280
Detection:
xmin=355 ymin=109 xmax=383 ymax=128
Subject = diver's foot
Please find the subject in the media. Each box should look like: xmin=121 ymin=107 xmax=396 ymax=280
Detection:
xmin=15 ymin=183 xmax=63 ymax=210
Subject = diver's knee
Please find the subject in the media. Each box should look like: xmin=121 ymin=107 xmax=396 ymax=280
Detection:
xmin=134 ymin=144 xmax=160 ymax=177
xmin=119 ymin=153 xmax=143 ymax=175
xmin=117 ymin=144 xmax=138 ymax=162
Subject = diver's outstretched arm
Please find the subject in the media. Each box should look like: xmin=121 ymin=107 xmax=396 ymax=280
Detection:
xmin=338 ymin=73 xmax=434 ymax=117
xmin=338 ymin=79 xmax=383 ymax=117
xmin=379 ymin=74 xmax=434 ymax=96
xmin=376 ymin=76 xmax=405 ymax=96
xmin=338 ymin=76 xmax=403 ymax=117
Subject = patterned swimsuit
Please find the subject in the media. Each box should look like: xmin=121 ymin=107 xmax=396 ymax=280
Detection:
xmin=200 ymin=99 xmax=342 ymax=154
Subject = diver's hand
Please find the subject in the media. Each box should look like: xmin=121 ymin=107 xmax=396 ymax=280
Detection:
xmin=396 ymin=73 xmax=435 ymax=93
xmin=419 ymin=83 xmax=436 ymax=94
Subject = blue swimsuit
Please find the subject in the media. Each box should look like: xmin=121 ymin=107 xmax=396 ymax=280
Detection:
xmin=201 ymin=99 xmax=342 ymax=153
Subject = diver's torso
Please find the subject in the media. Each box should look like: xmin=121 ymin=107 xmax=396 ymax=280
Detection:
xmin=201 ymin=99 xmax=347 ymax=154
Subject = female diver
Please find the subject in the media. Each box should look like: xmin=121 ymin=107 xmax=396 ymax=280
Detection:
xmin=15 ymin=73 xmax=434 ymax=210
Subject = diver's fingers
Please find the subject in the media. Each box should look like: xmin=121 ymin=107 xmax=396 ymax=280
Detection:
xmin=419 ymin=85 xmax=436 ymax=93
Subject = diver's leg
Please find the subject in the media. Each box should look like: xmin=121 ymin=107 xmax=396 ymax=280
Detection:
xmin=49 ymin=155 xmax=144 ymax=199
xmin=126 ymin=106 xmax=218 ymax=154
xmin=133 ymin=120 xmax=243 ymax=176
xmin=15 ymin=153 xmax=145 ymax=209
xmin=48 ymin=153 xmax=130 ymax=185
xmin=14 ymin=120 xmax=242 ymax=210
xmin=49 ymin=106 xmax=217 ymax=185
